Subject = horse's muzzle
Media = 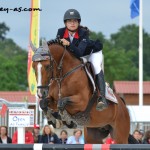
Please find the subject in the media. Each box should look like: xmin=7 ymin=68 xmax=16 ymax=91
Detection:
xmin=37 ymin=88 xmax=48 ymax=99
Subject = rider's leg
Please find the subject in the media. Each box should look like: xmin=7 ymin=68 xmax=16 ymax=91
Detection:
xmin=88 ymin=50 xmax=108 ymax=111
xmin=95 ymin=70 xmax=108 ymax=110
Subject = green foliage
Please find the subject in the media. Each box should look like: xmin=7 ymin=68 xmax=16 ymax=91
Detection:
xmin=0 ymin=22 xmax=28 ymax=91
xmin=89 ymin=31 xmax=105 ymax=43
xmin=0 ymin=22 xmax=9 ymax=40
xmin=110 ymin=24 xmax=139 ymax=51
xmin=104 ymin=47 xmax=138 ymax=84
xmin=110 ymin=24 xmax=150 ymax=80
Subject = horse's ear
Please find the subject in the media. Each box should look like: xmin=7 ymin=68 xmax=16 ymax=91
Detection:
xmin=30 ymin=41 xmax=37 ymax=52
xmin=42 ymin=39 xmax=49 ymax=51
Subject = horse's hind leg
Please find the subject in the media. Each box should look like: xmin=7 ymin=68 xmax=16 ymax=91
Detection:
xmin=112 ymin=115 xmax=130 ymax=144
xmin=112 ymin=128 xmax=128 ymax=144
xmin=84 ymin=127 xmax=109 ymax=144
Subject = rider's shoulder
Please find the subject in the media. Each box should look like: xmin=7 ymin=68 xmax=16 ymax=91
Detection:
xmin=78 ymin=26 xmax=89 ymax=37
xmin=79 ymin=26 xmax=89 ymax=33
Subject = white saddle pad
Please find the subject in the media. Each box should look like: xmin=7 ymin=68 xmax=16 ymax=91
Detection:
xmin=105 ymin=83 xmax=118 ymax=103
xmin=81 ymin=56 xmax=118 ymax=104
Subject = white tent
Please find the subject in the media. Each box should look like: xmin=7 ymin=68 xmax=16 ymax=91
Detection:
xmin=127 ymin=106 xmax=150 ymax=122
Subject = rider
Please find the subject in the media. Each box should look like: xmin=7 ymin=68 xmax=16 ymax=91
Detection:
xmin=56 ymin=9 xmax=108 ymax=111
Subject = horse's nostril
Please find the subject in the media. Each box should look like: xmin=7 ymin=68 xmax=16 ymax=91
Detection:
xmin=37 ymin=93 xmax=42 ymax=98
xmin=40 ymin=89 xmax=48 ymax=99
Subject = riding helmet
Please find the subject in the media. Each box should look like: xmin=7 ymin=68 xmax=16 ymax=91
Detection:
xmin=64 ymin=9 xmax=81 ymax=23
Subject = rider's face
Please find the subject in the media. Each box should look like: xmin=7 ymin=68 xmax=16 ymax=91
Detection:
xmin=65 ymin=19 xmax=79 ymax=31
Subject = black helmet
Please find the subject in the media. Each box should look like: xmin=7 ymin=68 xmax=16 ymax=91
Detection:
xmin=64 ymin=9 xmax=81 ymax=22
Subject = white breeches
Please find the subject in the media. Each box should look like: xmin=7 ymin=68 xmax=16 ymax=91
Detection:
xmin=88 ymin=51 xmax=103 ymax=75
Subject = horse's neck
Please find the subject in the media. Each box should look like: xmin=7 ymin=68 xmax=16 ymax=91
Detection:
xmin=50 ymin=45 xmax=81 ymax=70
xmin=49 ymin=44 xmax=93 ymax=113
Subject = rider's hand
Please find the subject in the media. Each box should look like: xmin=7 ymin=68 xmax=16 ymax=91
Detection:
xmin=60 ymin=38 xmax=70 ymax=46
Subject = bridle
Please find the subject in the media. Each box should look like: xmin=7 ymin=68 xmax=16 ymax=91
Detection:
xmin=32 ymin=46 xmax=53 ymax=98
xmin=46 ymin=43 xmax=84 ymax=99
xmin=36 ymin=53 xmax=53 ymax=88
xmin=33 ymin=42 xmax=84 ymax=99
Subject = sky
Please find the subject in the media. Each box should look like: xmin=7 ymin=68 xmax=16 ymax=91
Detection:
xmin=0 ymin=0 xmax=150 ymax=49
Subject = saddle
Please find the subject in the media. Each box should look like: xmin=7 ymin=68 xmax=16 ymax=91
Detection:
xmin=81 ymin=56 xmax=118 ymax=104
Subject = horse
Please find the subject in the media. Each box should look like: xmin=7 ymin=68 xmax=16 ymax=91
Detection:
xmin=31 ymin=40 xmax=130 ymax=144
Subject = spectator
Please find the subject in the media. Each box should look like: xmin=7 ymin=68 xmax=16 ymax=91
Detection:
xmin=39 ymin=125 xmax=60 ymax=144
xmin=0 ymin=126 xmax=12 ymax=143
xmin=67 ymin=129 xmax=84 ymax=144
xmin=142 ymin=130 xmax=150 ymax=144
xmin=12 ymin=127 xmax=34 ymax=144
xmin=139 ymin=129 xmax=145 ymax=143
xmin=59 ymin=130 xmax=68 ymax=144
xmin=33 ymin=124 xmax=41 ymax=143
xmin=132 ymin=130 xmax=141 ymax=143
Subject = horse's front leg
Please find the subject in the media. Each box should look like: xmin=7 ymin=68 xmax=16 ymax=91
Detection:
xmin=57 ymin=97 xmax=77 ymax=129
xmin=57 ymin=97 xmax=72 ymax=111
xmin=39 ymin=98 xmax=63 ymax=128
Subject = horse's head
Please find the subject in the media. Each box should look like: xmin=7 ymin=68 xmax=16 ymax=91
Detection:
xmin=31 ymin=40 xmax=51 ymax=99
xmin=31 ymin=39 xmax=86 ymax=113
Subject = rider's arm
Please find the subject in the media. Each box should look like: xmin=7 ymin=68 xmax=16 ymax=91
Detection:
xmin=69 ymin=36 xmax=89 ymax=57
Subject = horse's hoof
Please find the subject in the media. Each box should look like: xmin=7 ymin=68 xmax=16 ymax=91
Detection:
xmin=48 ymin=121 xmax=56 ymax=128
xmin=66 ymin=121 xmax=77 ymax=129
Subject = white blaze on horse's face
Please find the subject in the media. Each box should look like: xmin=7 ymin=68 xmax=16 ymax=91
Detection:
xmin=37 ymin=62 xmax=42 ymax=98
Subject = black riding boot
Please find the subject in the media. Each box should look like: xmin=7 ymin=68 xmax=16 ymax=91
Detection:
xmin=95 ymin=70 xmax=108 ymax=111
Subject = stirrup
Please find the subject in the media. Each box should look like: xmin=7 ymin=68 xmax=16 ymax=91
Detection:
xmin=96 ymin=97 xmax=108 ymax=111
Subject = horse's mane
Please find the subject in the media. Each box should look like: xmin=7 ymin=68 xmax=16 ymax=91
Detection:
xmin=47 ymin=39 xmax=64 ymax=48
xmin=47 ymin=39 xmax=80 ymax=60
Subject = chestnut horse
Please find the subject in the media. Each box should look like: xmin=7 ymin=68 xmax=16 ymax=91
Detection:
xmin=31 ymin=40 xmax=130 ymax=144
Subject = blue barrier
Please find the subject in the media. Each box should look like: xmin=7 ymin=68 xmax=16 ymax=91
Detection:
xmin=0 ymin=144 xmax=150 ymax=150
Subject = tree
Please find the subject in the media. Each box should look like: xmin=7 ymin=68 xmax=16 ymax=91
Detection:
xmin=0 ymin=46 xmax=28 ymax=90
xmin=104 ymin=46 xmax=138 ymax=84
xmin=110 ymin=24 xmax=150 ymax=80
xmin=110 ymin=24 xmax=139 ymax=51
xmin=0 ymin=22 xmax=9 ymax=40
xmin=0 ymin=22 xmax=28 ymax=91
xmin=89 ymin=31 xmax=105 ymax=43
